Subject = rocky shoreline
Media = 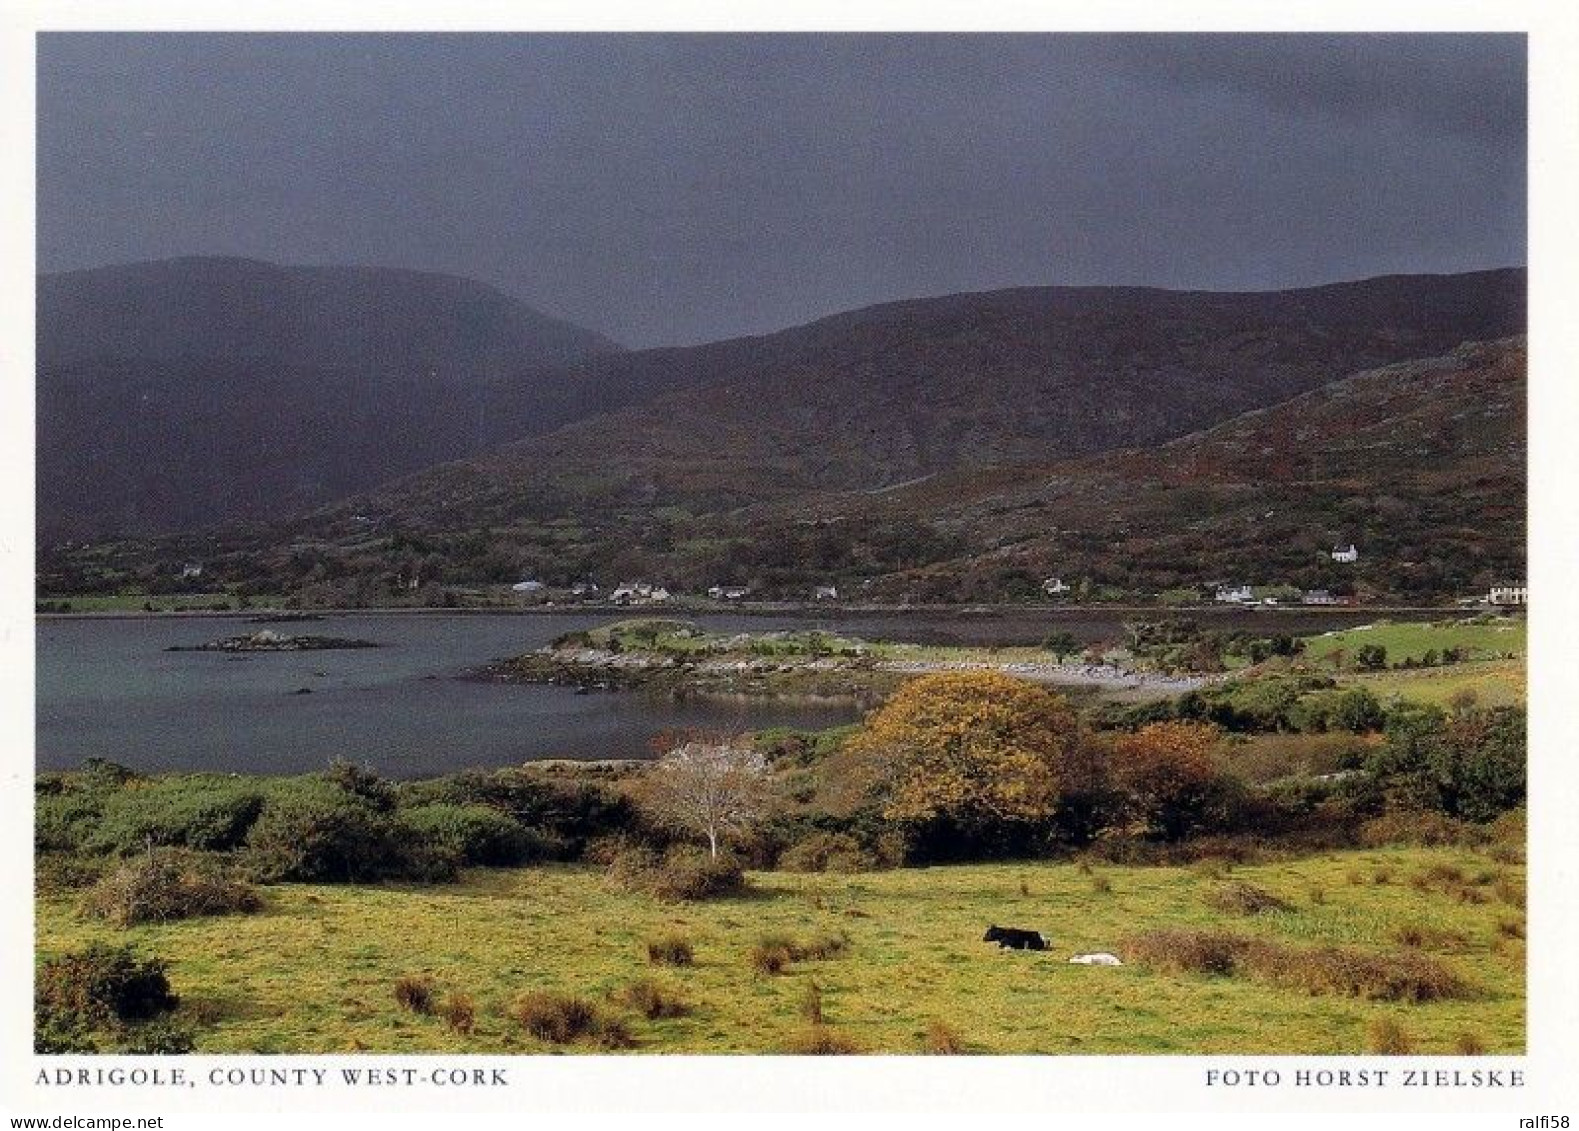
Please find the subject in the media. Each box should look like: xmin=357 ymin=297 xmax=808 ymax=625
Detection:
xmin=471 ymin=643 xmax=1210 ymax=704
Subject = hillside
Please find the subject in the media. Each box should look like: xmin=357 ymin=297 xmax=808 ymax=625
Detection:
xmin=820 ymin=336 xmax=1526 ymax=602
xmin=36 ymin=273 xmax=1526 ymax=604
xmin=37 ymin=258 xmax=624 ymax=540
xmin=317 ymin=268 xmax=1524 ymax=529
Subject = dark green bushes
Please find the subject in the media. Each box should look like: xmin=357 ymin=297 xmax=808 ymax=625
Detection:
xmin=398 ymin=804 xmax=558 ymax=867
xmin=244 ymin=778 xmax=413 ymax=883
xmin=85 ymin=778 xmax=266 ymax=855
xmin=1369 ymin=705 xmax=1526 ymax=822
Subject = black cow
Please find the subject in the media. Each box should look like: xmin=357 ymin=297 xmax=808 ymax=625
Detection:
xmin=983 ymin=925 xmax=1047 ymax=951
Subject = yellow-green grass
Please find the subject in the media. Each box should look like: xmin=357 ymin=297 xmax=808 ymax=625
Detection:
xmin=1303 ymin=620 xmax=1525 ymax=666
xmin=1344 ymin=660 xmax=1526 ymax=709
xmin=36 ymin=848 xmax=1523 ymax=1055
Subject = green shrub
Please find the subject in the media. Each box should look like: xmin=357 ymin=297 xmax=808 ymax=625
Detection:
xmin=119 ymin=1017 xmax=198 ymax=1054
xmin=244 ymin=780 xmax=407 ymax=882
xmin=84 ymin=777 xmax=266 ymax=855
xmin=398 ymin=804 xmax=553 ymax=867
xmin=1370 ymin=705 xmax=1526 ymax=822
xmin=35 ymin=791 xmax=108 ymax=853
xmin=81 ymin=850 xmax=263 ymax=927
xmin=397 ymin=769 xmax=636 ymax=855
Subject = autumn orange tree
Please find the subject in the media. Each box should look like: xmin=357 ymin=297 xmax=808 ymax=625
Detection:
xmin=1110 ymin=720 xmax=1224 ymax=841
xmin=844 ymin=672 xmax=1085 ymax=858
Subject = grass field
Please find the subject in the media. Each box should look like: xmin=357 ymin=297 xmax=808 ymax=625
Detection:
xmin=36 ymin=848 xmax=1524 ymax=1055
xmin=38 ymin=593 xmax=288 ymax=614
xmin=1303 ymin=619 xmax=1525 ymax=666
xmin=1345 ymin=660 xmax=1527 ymax=709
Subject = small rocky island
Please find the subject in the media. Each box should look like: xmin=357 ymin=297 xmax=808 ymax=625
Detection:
xmin=167 ymin=629 xmax=380 ymax=653
xmin=471 ymin=618 xmax=1202 ymax=705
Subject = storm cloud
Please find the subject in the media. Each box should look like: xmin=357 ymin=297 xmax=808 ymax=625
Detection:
xmin=37 ymin=33 xmax=1525 ymax=347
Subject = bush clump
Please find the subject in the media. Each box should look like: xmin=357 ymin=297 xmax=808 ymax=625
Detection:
xmin=35 ymin=943 xmax=181 ymax=1053
xmin=1204 ymin=880 xmax=1291 ymax=916
xmin=1124 ymin=929 xmax=1474 ymax=1002
xmin=35 ymin=853 xmax=108 ymax=895
xmin=393 ymin=974 xmax=437 ymax=1015
xmin=777 ymin=833 xmax=877 ymax=874
xmin=749 ymin=942 xmax=792 ymax=976
xmin=613 ymin=978 xmax=690 ymax=1020
xmin=397 ymin=804 xmax=556 ymax=867
xmin=244 ymin=777 xmax=461 ymax=883
xmin=81 ymin=851 xmax=262 ymax=927
xmin=83 ymin=777 xmax=267 ymax=855
xmin=440 ymin=993 xmax=476 ymax=1036
xmin=645 ymin=935 xmax=695 ymax=967
xmin=749 ymin=931 xmax=851 ymax=975
xmin=923 ymin=1020 xmax=965 ymax=1054
xmin=1366 ymin=1017 xmax=1414 ymax=1055
xmin=1453 ymin=1031 xmax=1489 ymax=1056
xmin=510 ymin=990 xmax=632 ymax=1048
xmin=782 ymin=1025 xmax=862 ymax=1055
xmin=1392 ymin=923 xmax=1470 ymax=952
xmin=608 ymin=845 xmax=748 ymax=902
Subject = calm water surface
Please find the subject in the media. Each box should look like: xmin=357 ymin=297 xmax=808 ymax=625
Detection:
xmin=36 ymin=608 xmax=1415 ymax=777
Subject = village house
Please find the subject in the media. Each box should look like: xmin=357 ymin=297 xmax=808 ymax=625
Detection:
xmin=569 ymin=580 xmax=599 ymax=597
xmin=812 ymin=585 xmax=839 ymax=600
xmin=1215 ymin=584 xmax=1254 ymax=604
xmin=1301 ymin=589 xmax=1339 ymax=606
xmin=1331 ymin=543 xmax=1359 ymax=564
xmin=610 ymin=582 xmax=670 ymax=606
xmin=511 ymin=580 xmax=546 ymax=594
xmin=1042 ymin=577 xmax=1070 ymax=595
xmin=178 ymin=562 xmax=204 ymax=580
xmin=1489 ymin=582 xmax=1528 ymax=606
xmin=707 ymin=585 xmax=750 ymax=600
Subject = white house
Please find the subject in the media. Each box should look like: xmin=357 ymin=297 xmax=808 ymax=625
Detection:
xmin=1042 ymin=577 xmax=1070 ymax=595
xmin=511 ymin=580 xmax=546 ymax=594
xmin=707 ymin=585 xmax=750 ymax=600
xmin=569 ymin=580 xmax=599 ymax=597
xmin=1331 ymin=543 xmax=1359 ymax=564
xmin=812 ymin=585 xmax=839 ymax=601
xmin=178 ymin=562 xmax=204 ymax=580
xmin=1215 ymin=584 xmax=1254 ymax=604
xmin=1489 ymin=582 xmax=1528 ymax=606
xmin=612 ymin=582 xmax=670 ymax=605
xmin=1302 ymin=589 xmax=1339 ymax=606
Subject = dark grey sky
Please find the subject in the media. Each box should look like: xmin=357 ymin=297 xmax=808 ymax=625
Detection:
xmin=37 ymin=33 xmax=1525 ymax=348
